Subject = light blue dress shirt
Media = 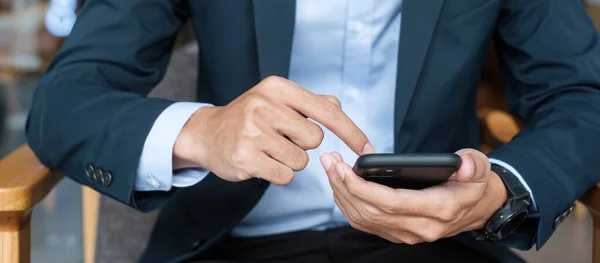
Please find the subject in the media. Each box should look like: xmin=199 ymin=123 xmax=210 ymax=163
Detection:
xmin=135 ymin=0 xmax=537 ymax=237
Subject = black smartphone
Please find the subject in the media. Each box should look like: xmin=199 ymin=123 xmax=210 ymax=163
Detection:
xmin=352 ymin=153 xmax=461 ymax=190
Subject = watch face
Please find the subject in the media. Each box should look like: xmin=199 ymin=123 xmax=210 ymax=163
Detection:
xmin=498 ymin=210 xmax=528 ymax=238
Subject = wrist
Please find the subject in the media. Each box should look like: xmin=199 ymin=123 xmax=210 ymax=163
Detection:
xmin=173 ymin=156 xmax=202 ymax=170
xmin=173 ymin=106 xmax=220 ymax=169
xmin=476 ymin=171 xmax=508 ymax=228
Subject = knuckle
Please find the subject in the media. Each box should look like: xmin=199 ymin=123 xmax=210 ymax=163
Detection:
xmin=438 ymin=209 xmax=456 ymax=222
xmin=389 ymin=237 xmax=404 ymax=244
xmin=322 ymin=99 xmax=341 ymax=121
xmin=403 ymin=237 xmax=422 ymax=245
xmin=245 ymin=93 xmax=270 ymax=111
xmin=303 ymin=125 xmax=324 ymax=149
xmin=436 ymin=208 xmax=455 ymax=223
xmin=234 ymin=172 xmax=251 ymax=182
xmin=420 ymin=226 xmax=444 ymax=243
xmin=281 ymin=174 xmax=294 ymax=185
xmin=273 ymin=168 xmax=294 ymax=185
xmin=292 ymin=151 xmax=309 ymax=171
xmin=261 ymin=75 xmax=287 ymax=88
xmin=420 ymin=232 xmax=437 ymax=243
xmin=436 ymin=198 xmax=458 ymax=221
xmin=231 ymin=146 xmax=252 ymax=167
xmin=252 ymin=102 xmax=271 ymax=119
xmin=323 ymin=95 xmax=341 ymax=108
xmin=305 ymin=138 xmax=323 ymax=150
xmin=241 ymin=121 xmax=262 ymax=139
xmin=439 ymin=201 xmax=461 ymax=221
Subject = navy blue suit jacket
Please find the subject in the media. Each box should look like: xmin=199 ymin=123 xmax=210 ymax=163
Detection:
xmin=26 ymin=0 xmax=600 ymax=262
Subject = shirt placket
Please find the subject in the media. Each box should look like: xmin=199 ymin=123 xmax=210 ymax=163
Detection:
xmin=331 ymin=0 xmax=375 ymax=223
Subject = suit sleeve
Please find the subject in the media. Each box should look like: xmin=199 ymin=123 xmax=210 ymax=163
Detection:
xmin=489 ymin=0 xmax=600 ymax=249
xmin=135 ymin=102 xmax=211 ymax=191
xmin=25 ymin=0 xmax=189 ymax=212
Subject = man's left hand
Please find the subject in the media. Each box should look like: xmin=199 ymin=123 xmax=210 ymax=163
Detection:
xmin=320 ymin=149 xmax=507 ymax=244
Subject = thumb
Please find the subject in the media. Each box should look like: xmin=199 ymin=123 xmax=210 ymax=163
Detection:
xmin=320 ymin=152 xmax=344 ymax=180
xmin=454 ymin=148 xmax=490 ymax=183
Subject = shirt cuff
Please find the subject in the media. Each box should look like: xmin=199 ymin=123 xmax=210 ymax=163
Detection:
xmin=489 ymin=158 xmax=539 ymax=212
xmin=172 ymin=168 xmax=211 ymax=187
xmin=135 ymin=102 xmax=213 ymax=191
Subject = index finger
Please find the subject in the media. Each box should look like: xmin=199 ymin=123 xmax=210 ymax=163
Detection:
xmin=279 ymin=80 xmax=371 ymax=155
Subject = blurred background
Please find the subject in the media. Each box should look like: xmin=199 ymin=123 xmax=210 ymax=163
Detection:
xmin=0 ymin=0 xmax=599 ymax=262
xmin=1 ymin=0 xmax=83 ymax=262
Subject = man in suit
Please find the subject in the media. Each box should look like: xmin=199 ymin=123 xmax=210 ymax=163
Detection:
xmin=26 ymin=0 xmax=600 ymax=262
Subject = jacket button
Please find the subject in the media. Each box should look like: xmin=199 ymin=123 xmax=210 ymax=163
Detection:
xmin=565 ymin=204 xmax=575 ymax=217
xmin=553 ymin=215 xmax=564 ymax=229
xmin=191 ymin=240 xmax=204 ymax=250
xmin=102 ymin=171 xmax=113 ymax=186
xmin=93 ymin=168 xmax=104 ymax=183
xmin=85 ymin=164 xmax=95 ymax=182
xmin=553 ymin=204 xmax=576 ymax=229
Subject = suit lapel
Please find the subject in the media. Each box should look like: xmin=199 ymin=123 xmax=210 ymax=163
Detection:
xmin=252 ymin=0 xmax=443 ymax=150
xmin=394 ymin=0 xmax=444 ymax=151
xmin=253 ymin=0 xmax=296 ymax=80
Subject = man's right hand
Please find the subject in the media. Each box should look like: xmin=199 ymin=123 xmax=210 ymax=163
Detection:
xmin=173 ymin=76 xmax=373 ymax=185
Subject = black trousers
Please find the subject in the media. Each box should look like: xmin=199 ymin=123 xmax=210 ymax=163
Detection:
xmin=193 ymin=227 xmax=501 ymax=263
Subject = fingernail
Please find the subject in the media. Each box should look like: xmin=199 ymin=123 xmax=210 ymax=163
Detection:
xmin=455 ymin=149 xmax=467 ymax=156
xmin=335 ymin=163 xmax=346 ymax=181
xmin=460 ymin=155 xmax=475 ymax=181
xmin=467 ymin=157 xmax=475 ymax=179
xmin=321 ymin=154 xmax=334 ymax=170
xmin=362 ymin=142 xmax=376 ymax=155
xmin=332 ymin=152 xmax=343 ymax=162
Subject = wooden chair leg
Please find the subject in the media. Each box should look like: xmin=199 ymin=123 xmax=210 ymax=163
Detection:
xmin=42 ymin=188 xmax=56 ymax=215
xmin=82 ymin=186 xmax=100 ymax=263
xmin=0 ymin=210 xmax=32 ymax=263
xmin=589 ymin=209 xmax=600 ymax=263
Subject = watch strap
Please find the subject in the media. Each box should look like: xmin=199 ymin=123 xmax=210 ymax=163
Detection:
xmin=491 ymin=164 xmax=531 ymax=202
xmin=474 ymin=164 xmax=532 ymax=241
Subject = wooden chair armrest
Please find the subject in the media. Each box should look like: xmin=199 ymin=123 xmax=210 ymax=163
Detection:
xmin=0 ymin=144 xmax=62 ymax=263
xmin=580 ymin=184 xmax=600 ymax=215
xmin=586 ymin=4 xmax=600 ymax=31
xmin=478 ymin=107 xmax=521 ymax=147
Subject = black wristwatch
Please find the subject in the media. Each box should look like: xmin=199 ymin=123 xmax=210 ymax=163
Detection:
xmin=474 ymin=164 xmax=532 ymax=242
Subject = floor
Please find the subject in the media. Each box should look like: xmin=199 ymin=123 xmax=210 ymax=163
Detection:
xmin=0 ymin=75 xmax=595 ymax=263
xmin=517 ymin=212 xmax=593 ymax=263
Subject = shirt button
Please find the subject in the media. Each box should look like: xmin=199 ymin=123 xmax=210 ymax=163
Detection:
xmin=148 ymin=175 xmax=160 ymax=188
xmin=190 ymin=240 xmax=205 ymax=250
xmin=350 ymin=22 xmax=364 ymax=35
xmin=344 ymin=88 xmax=360 ymax=101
